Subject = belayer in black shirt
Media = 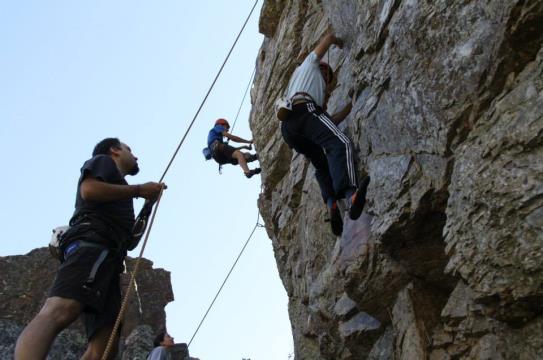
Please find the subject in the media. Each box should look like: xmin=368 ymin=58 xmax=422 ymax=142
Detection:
xmin=15 ymin=137 xmax=166 ymax=360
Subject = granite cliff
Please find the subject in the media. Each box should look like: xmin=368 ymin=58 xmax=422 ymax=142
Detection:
xmin=250 ymin=0 xmax=543 ymax=359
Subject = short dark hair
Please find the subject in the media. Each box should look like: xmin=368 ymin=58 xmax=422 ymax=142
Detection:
xmin=93 ymin=138 xmax=121 ymax=156
xmin=153 ymin=332 xmax=165 ymax=347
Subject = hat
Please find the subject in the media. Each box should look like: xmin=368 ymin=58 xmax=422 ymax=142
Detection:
xmin=215 ymin=118 xmax=230 ymax=127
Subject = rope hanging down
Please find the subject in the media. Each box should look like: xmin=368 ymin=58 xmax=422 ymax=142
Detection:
xmin=102 ymin=189 xmax=165 ymax=360
xmin=222 ymin=66 xmax=256 ymax=173
xmin=229 ymin=66 xmax=256 ymax=136
xmin=101 ymin=1 xmax=259 ymax=359
xmin=188 ymin=211 xmax=264 ymax=348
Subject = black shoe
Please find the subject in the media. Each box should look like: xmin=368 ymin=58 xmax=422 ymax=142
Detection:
xmin=329 ymin=202 xmax=343 ymax=236
xmin=245 ymin=168 xmax=261 ymax=178
xmin=247 ymin=153 xmax=259 ymax=162
xmin=349 ymin=176 xmax=371 ymax=220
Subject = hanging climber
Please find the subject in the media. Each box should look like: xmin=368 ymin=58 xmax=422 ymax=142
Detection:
xmin=279 ymin=30 xmax=370 ymax=236
xmin=205 ymin=118 xmax=261 ymax=178
xmin=15 ymin=138 xmax=166 ymax=360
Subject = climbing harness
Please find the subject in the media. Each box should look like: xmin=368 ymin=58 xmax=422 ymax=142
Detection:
xmin=275 ymin=92 xmax=314 ymax=121
xmin=100 ymin=1 xmax=260 ymax=359
xmin=52 ymin=200 xmax=156 ymax=259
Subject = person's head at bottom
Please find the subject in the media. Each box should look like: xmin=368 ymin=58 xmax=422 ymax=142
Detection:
xmin=153 ymin=332 xmax=175 ymax=348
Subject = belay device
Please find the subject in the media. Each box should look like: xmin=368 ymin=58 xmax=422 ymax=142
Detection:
xmin=129 ymin=200 xmax=154 ymax=250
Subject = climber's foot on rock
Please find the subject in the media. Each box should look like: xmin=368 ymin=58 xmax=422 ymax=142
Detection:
xmin=329 ymin=201 xmax=343 ymax=236
xmin=245 ymin=168 xmax=261 ymax=179
xmin=247 ymin=153 xmax=259 ymax=162
xmin=349 ymin=176 xmax=370 ymax=220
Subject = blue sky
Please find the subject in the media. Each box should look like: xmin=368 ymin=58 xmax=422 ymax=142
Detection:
xmin=0 ymin=1 xmax=293 ymax=359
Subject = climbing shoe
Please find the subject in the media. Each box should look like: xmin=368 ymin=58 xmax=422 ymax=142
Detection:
xmin=329 ymin=202 xmax=343 ymax=236
xmin=247 ymin=153 xmax=259 ymax=162
xmin=349 ymin=176 xmax=371 ymax=220
xmin=245 ymin=168 xmax=262 ymax=178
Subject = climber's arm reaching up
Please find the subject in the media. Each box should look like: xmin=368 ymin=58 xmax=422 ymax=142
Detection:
xmin=314 ymin=30 xmax=344 ymax=60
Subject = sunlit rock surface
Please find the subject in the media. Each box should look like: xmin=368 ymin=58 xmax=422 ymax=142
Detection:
xmin=251 ymin=0 xmax=543 ymax=358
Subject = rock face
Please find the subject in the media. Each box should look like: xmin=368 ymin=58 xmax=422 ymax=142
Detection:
xmin=0 ymin=247 xmax=175 ymax=359
xmin=251 ymin=1 xmax=543 ymax=359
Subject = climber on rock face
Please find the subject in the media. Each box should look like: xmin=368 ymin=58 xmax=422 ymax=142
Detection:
xmin=206 ymin=118 xmax=261 ymax=178
xmin=15 ymin=138 xmax=166 ymax=360
xmin=280 ymin=29 xmax=370 ymax=236
xmin=147 ymin=332 xmax=175 ymax=360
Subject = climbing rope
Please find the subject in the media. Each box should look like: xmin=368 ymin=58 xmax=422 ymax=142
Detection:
xmin=102 ymin=188 xmax=165 ymax=359
xmin=222 ymin=66 xmax=256 ymax=173
xmin=188 ymin=211 xmax=264 ymax=348
xmin=100 ymin=1 xmax=259 ymax=359
xmin=228 ymin=66 xmax=256 ymax=137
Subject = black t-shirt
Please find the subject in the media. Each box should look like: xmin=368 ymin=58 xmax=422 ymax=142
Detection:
xmin=71 ymin=155 xmax=135 ymax=246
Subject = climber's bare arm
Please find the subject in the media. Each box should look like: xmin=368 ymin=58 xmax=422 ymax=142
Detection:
xmin=331 ymin=102 xmax=353 ymax=126
xmin=314 ymin=31 xmax=344 ymax=60
xmin=223 ymin=132 xmax=252 ymax=144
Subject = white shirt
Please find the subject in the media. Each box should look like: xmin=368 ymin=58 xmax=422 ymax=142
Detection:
xmin=285 ymin=51 xmax=326 ymax=107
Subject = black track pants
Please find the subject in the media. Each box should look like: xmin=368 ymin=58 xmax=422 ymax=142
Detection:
xmin=281 ymin=102 xmax=357 ymax=202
